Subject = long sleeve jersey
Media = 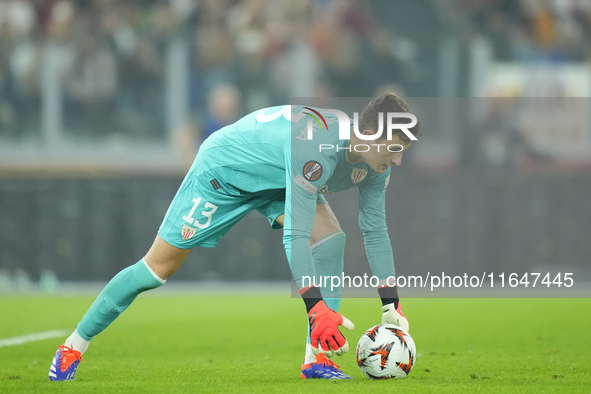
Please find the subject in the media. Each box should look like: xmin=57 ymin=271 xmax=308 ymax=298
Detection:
xmin=195 ymin=105 xmax=395 ymax=286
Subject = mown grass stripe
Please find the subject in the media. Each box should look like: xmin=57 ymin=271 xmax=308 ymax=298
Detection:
xmin=0 ymin=329 xmax=69 ymax=348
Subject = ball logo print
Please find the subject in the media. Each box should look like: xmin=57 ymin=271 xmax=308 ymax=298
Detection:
xmin=370 ymin=342 xmax=395 ymax=370
xmin=356 ymin=347 xmax=366 ymax=368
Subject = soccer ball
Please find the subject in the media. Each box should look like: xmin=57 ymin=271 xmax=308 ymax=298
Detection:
xmin=356 ymin=323 xmax=416 ymax=379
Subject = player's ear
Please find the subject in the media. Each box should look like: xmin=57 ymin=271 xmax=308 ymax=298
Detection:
xmin=362 ymin=129 xmax=374 ymax=136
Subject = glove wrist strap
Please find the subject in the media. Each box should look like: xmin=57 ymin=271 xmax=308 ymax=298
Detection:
xmin=300 ymin=286 xmax=323 ymax=313
xmin=378 ymin=285 xmax=399 ymax=309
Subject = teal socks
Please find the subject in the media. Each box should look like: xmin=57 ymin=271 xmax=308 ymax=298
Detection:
xmin=76 ymin=259 xmax=165 ymax=341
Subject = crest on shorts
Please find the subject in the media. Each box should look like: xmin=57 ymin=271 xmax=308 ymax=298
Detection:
xmin=303 ymin=161 xmax=323 ymax=181
xmin=181 ymin=223 xmax=197 ymax=241
xmin=351 ymin=167 xmax=368 ymax=184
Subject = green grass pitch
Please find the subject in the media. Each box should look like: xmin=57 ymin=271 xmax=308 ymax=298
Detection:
xmin=1 ymin=294 xmax=590 ymax=393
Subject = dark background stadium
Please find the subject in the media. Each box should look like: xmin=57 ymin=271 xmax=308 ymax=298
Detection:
xmin=0 ymin=0 xmax=589 ymax=289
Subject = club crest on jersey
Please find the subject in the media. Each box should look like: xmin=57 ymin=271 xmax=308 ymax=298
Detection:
xmin=303 ymin=160 xmax=323 ymax=181
xmin=181 ymin=223 xmax=197 ymax=241
xmin=351 ymin=167 xmax=368 ymax=184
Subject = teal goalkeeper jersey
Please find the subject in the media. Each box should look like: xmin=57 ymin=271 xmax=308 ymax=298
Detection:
xmin=195 ymin=105 xmax=395 ymax=285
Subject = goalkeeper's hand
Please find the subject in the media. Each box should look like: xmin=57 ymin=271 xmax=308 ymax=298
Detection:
xmin=308 ymin=300 xmax=354 ymax=357
xmin=382 ymin=302 xmax=410 ymax=332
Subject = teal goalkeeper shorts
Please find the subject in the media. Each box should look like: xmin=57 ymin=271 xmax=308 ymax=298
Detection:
xmin=158 ymin=170 xmax=328 ymax=249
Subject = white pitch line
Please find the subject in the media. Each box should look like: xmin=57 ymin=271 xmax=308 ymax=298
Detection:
xmin=0 ymin=329 xmax=69 ymax=348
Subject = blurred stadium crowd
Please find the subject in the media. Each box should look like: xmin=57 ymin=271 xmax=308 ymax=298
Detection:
xmin=1 ymin=0 xmax=590 ymax=288
xmin=1 ymin=0 xmax=399 ymax=141
xmin=2 ymin=0 xmax=591 ymax=142
xmin=451 ymin=0 xmax=591 ymax=62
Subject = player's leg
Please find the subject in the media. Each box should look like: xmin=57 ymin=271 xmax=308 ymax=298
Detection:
xmin=304 ymin=203 xmax=350 ymax=380
xmin=309 ymin=201 xmax=344 ymax=314
xmin=274 ymin=202 xmax=351 ymax=379
xmin=49 ymin=236 xmax=190 ymax=381
xmin=75 ymin=236 xmax=190 ymax=342
xmin=273 ymin=200 xmax=344 ymax=314
xmin=51 ymin=168 xmax=261 ymax=381
xmin=301 ymin=202 xmax=350 ymax=379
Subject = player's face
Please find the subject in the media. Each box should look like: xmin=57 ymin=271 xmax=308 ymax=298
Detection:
xmin=353 ymin=134 xmax=413 ymax=174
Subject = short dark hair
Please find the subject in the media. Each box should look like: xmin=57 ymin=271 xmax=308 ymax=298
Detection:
xmin=358 ymin=92 xmax=421 ymax=142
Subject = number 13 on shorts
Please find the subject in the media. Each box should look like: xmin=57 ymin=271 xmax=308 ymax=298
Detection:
xmin=182 ymin=197 xmax=219 ymax=229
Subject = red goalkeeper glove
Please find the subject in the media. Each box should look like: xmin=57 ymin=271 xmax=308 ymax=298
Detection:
xmin=302 ymin=286 xmax=354 ymax=357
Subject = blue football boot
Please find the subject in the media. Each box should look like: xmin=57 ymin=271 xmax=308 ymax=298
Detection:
xmin=301 ymin=353 xmax=351 ymax=379
xmin=49 ymin=345 xmax=83 ymax=381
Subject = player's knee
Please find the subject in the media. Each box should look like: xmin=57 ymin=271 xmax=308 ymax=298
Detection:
xmin=144 ymin=236 xmax=190 ymax=279
xmin=107 ymin=260 xmax=164 ymax=303
xmin=144 ymin=257 xmax=180 ymax=280
xmin=311 ymin=231 xmax=346 ymax=258
xmin=131 ymin=259 xmax=165 ymax=291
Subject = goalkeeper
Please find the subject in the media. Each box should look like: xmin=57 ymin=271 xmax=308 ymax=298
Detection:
xmin=48 ymin=93 xmax=421 ymax=381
